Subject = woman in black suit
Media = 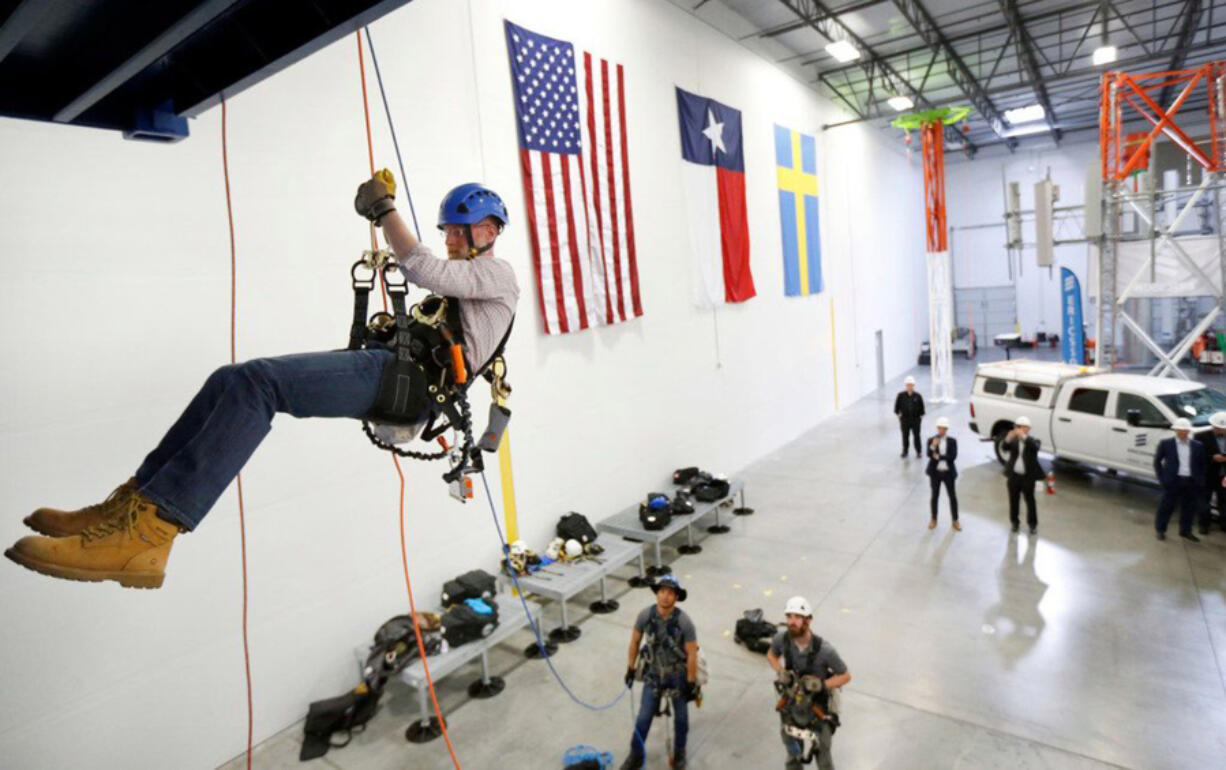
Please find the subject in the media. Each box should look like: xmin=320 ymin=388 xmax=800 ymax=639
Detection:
xmin=926 ymin=417 xmax=960 ymax=530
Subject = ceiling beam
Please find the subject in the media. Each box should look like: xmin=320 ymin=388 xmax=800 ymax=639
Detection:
xmin=53 ymin=0 xmax=244 ymax=123
xmin=758 ymin=0 xmax=886 ymax=38
xmin=996 ymin=0 xmax=1061 ymax=143
xmin=891 ymin=0 xmax=1016 ymax=149
xmin=1156 ymin=0 xmax=1206 ymax=109
xmin=0 ymin=0 xmax=62 ymax=64
xmin=776 ymin=0 xmax=977 ymax=154
xmin=820 ymin=34 xmax=1226 ymax=129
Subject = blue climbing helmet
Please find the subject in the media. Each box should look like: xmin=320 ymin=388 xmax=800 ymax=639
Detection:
xmin=438 ymin=183 xmax=509 ymax=229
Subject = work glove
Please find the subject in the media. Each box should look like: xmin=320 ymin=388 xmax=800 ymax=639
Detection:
xmin=682 ymin=681 xmax=699 ymax=702
xmin=624 ymin=668 xmax=636 ymax=688
xmin=354 ymin=169 xmax=397 ymax=224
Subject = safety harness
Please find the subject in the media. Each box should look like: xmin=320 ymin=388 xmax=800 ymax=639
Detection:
xmin=347 ymin=249 xmax=513 ymax=499
xmin=636 ymin=607 xmax=688 ymax=683
xmin=776 ymin=634 xmax=839 ymax=765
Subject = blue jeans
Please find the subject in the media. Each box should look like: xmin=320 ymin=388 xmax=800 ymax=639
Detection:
xmin=629 ymin=674 xmax=688 ymax=760
xmin=134 ymin=349 xmax=392 ymax=529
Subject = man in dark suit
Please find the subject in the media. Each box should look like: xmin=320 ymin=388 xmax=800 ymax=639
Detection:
xmin=1002 ymin=416 xmax=1045 ymax=535
xmin=1154 ymin=418 xmax=1205 ymax=542
xmin=1199 ymin=412 xmax=1226 ymax=535
xmin=926 ymin=417 xmax=960 ymax=531
xmin=894 ymin=376 xmax=925 ymax=458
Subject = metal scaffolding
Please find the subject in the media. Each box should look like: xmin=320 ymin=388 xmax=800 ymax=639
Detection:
xmin=1097 ymin=62 xmax=1226 ymax=374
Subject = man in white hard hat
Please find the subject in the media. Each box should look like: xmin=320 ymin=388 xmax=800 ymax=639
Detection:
xmin=1199 ymin=411 xmax=1226 ymax=535
xmin=1002 ymin=416 xmax=1045 ymax=535
xmin=894 ymin=376 xmax=925 ymax=459
xmin=767 ymin=596 xmax=850 ymax=770
xmin=926 ymin=417 xmax=960 ymax=530
xmin=1153 ymin=417 xmax=1205 ymax=542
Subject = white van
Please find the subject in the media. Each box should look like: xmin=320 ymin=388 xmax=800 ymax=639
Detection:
xmin=968 ymin=359 xmax=1226 ymax=480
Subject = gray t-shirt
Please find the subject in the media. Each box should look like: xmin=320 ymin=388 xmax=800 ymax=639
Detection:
xmin=634 ymin=606 xmax=698 ymax=643
xmin=770 ymin=631 xmax=847 ymax=677
xmin=397 ymin=245 xmax=519 ymax=372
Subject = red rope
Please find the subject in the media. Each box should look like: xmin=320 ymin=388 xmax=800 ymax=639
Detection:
xmin=355 ymin=31 xmax=462 ymax=769
xmin=220 ymin=97 xmax=255 ymax=770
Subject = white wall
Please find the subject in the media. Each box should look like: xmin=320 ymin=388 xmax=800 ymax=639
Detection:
xmin=945 ymin=140 xmax=1099 ymax=339
xmin=0 ymin=1 xmax=927 ymax=767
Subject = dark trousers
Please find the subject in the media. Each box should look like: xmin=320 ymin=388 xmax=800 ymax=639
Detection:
xmin=629 ymin=674 xmax=688 ymax=760
xmin=1006 ymin=473 xmax=1038 ymax=530
xmin=900 ymin=420 xmax=921 ymax=454
xmin=1157 ymin=477 xmax=1200 ymax=536
xmin=1204 ymin=475 xmax=1225 ymax=531
xmin=930 ymin=472 xmax=958 ymax=521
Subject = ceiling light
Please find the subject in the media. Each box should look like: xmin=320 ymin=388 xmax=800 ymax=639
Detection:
xmin=1004 ymin=104 xmax=1046 ymax=124
xmin=887 ymin=95 xmax=914 ymax=111
xmin=1092 ymin=45 xmax=1117 ymax=66
xmin=1002 ymin=124 xmax=1052 ymax=138
xmin=825 ymin=40 xmax=860 ymax=63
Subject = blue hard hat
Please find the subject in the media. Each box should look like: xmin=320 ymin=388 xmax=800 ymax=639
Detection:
xmin=438 ymin=183 xmax=509 ymax=229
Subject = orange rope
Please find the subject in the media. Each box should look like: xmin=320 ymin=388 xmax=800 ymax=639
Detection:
xmin=355 ymin=31 xmax=462 ymax=769
xmin=220 ymin=97 xmax=255 ymax=770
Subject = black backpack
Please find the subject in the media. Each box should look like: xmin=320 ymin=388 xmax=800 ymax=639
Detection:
xmin=673 ymin=466 xmax=703 ymax=484
xmin=691 ymin=478 xmax=730 ymax=502
xmin=441 ymin=599 xmax=499 ymax=647
xmin=441 ymin=569 xmax=496 ymax=606
xmin=639 ymin=501 xmax=671 ymax=531
xmin=670 ymin=495 xmax=695 ymax=515
xmin=734 ymin=609 xmax=776 ymax=654
xmin=557 ymin=512 xmax=598 ymax=545
xmin=300 ymin=688 xmax=381 ymax=760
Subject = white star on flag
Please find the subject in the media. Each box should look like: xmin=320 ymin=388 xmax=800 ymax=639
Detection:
xmin=702 ymin=108 xmax=726 ymax=155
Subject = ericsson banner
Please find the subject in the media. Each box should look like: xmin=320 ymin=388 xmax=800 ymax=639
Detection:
xmin=1061 ymin=267 xmax=1084 ymax=365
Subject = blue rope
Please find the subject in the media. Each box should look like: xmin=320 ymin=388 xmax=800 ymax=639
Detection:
xmin=363 ymin=27 xmax=422 ymax=240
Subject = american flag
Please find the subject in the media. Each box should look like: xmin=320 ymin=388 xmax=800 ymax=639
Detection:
xmin=504 ymin=20 xmax=642 ymax=335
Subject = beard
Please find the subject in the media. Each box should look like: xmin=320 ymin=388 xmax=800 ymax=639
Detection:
xmin=787 ymin=625 xmax=805 ymax=638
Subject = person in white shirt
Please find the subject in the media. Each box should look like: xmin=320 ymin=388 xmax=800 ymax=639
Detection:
xmin=925 ymin=417 xmax=960 ymax=530
xmin=1002 ymin=416 xmax=1045 ymax=535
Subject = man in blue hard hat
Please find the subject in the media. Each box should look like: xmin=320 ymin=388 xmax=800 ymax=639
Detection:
xmin=621 ymin=574 xmax=700 ymax=770
xmin=6 ymin=172 xmax=518 ymax=589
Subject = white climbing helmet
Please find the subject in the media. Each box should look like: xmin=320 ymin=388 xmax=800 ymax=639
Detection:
xmin=564 ymin=539 xmax=584 ymax=558
xmin=784 ymin=596 xmax=813 ymax=618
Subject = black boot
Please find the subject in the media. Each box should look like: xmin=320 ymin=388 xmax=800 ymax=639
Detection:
xmin=672 ymin=748 xmax=686 ymax=769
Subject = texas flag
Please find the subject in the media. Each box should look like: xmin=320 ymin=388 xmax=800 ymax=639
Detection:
xmin=676 ymin=87 xmax=756 ymax=305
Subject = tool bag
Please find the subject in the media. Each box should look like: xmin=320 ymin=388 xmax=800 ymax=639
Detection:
xmin=670 ymin=494 xmax=696 ymax=515
xmin=300 ymin=687 xmax=381 ymax=760
xmin=672 ymin=466 xmax=704 ymax=485
xmin=441 ymin=598 xmax=499 ymax=647
xmin=734 ymin=609 xmax=777 ymax=654
xmin=691 ymin=477 xmax=730 ymax=502
xmin=556 ymin=512 xmax=599 ymax=545
xmin=639 ymin=494 xmax=672 ymax=531
xmin=440 ymin=569 xmax=496 ymax=606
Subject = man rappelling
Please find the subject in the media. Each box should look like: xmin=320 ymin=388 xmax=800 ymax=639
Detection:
xmin=5 ymin=172 xmax=518 ymax=589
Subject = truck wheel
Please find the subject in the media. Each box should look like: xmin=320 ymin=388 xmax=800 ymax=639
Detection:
xmin=993 ymin=431 xmax=1010 ymax=465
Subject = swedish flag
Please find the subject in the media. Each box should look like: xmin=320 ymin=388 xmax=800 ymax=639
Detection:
xmin=774 ymin=125 xmax=822 ymax=296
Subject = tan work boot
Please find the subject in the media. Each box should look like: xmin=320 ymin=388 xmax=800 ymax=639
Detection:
xmin=5 ymin=492 xmax=179 ymax=589
xmin=24 ymin=478 xmax=138 ymax=537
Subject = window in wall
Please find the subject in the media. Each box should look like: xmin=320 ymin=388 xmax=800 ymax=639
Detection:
xmin=1068 ymin=388 xmax=1109 ymax=415
xmin=1015 ymin=383 xmax=1043 ymax=401
xmin=1116 ymin=392 xmax=1165 ymax=424
xmin=983 ymin=378 xmax=1008 ymax=395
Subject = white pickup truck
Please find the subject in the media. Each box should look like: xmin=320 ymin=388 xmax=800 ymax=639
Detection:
xmin=968 ymin=359 xmax=1226 ymax=480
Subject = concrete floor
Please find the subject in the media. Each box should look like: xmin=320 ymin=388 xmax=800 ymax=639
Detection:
xmin=221 ymin=351 xmax=1226 ymax=770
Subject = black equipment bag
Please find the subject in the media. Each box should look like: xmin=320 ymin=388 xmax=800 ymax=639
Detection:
xmin=691 ymin=478 xmax=730 ymax=502
xmin=441 ymin=600 xmax=499 ymax=647
xmin=670 ymin=494 xmax=695 ymax=515
xmin=556 ymin=512 xmax=598 ymax=545
xmin=440 ymin=569 xmax=496 ymax=606
xmin=300 ymin=688 xmax=381 ymax=760
xmin=673 ymin=466 xmax=703 ymax=485
xmin=734 ymin=609 xmax=777 ymax=654
xmin=639 ymin=503 xmax=671 ymax=531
